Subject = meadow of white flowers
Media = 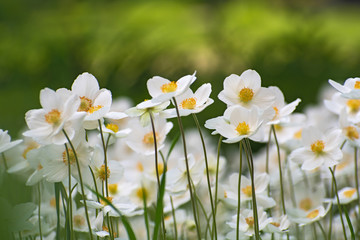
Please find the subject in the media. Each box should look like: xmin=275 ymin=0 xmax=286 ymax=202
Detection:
xmin=1 ymin=69 xmax=360 ymax=239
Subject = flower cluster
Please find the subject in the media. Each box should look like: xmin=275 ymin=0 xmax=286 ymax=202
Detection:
xmin=1 ymin=69 xmax=360 ymax=240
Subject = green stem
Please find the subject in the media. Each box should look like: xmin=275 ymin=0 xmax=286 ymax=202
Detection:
xmin=329 ymin=167 xmax=348 ymax=240
xmin=62 ymin=130 xmax=93 ymax=240
xmin=170 ymin=196 xmax=178 ymax=240
xmin=212 ymin=136 xmax=223 ymax=239
xmin=354 ymin=147 xmax=360 ymax=221
xmin=98 ymin=120 xmax=109 ymax=197
xmin=236 ymin=140 xmax=243 ymax=240
xmin=37 ymin=183 xmax=43 ymax=240
xmin=192 ymin=113 xmax=217 ymax=240
xmin=172 ymin=97 xmax=201 ymax=239
xmin=64 ymin=144 xmax=74 ymax=239
xmin=2 ymin=153 xmax=8 ymax=170
xmin=142 ymin=184 xmax=151 ymax=240
xmin=317 ymin=221 xmax=327 ymax=240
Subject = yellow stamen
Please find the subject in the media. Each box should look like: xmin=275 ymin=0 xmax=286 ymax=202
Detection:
xmin=62 ymin=149 xmax=76 ymax=165
xmin=161 ymin=81 xmax=177 ymax=93
xmin=241 ymin=185 xmax=252 ymax=197
xmin=344 ymin=126 xmax=359 ymax=140
xmin=97 ymin=164 xmax=110 ymax=181
xmin=239 ymin=88 xmax=254 ymax=103
xmin=100 ymin=196 xmax=113 ymax=206
xmin=299 ymin=198 xmax=313 ymax=211
xmin=337 ymin=160 xmax=349 ymax=170
xmin=245 ymin=217 xmax=254 ymax=227
xmin=45 ymin=109 xmax=61 ymax=125
xmin=273 ymin=107 xmax=279 ymax=119
xmin=224 ymin=191 xmax=228 ymax=198
xmin=306 ymin=209 xmax=319 ymax=219
xmin=236 ymin=122 xmax=250 ymax=135
xmin=73 ymin=215 xmax=85 ymax=227
xmin=88 ymin=105 xmax=103 ymax=114
xmin=22 ymin=142 xmax=39 ymax=159
xmin=78 ymin=96 xmax=93 ymax=112
xmin=270 ymin=222 xmax=280 ymax=227
xmin=344 ymin=188 xmax=356 ymax=198
xmin=106 ymin=123 xmax=119 ymax=133
xmin=294 ymin=129 xmax=302 ymax=139
xmin=347 ymin=99 xmax=360 ymax=113
xmin=355 ymin=81 xmax=360 ymax=89
xmin=50 ymin=197 xmax=56 ymax=208
xmin=143 ymin=132 xmax=159 ymax=145
xmin=311 ymin=140 xmax=325 ymax=154
xmin=136 ymin=162 xmax=144 ymax=172
xmin=136 ymin=187 xmax=148 ymax=200
xmin=157 ymin=163 xmax=165 ymax=175
xmin=180 ymin=98 xmax=197 ymax=109
xmin=108 ymin=184 xmax=118 ymax=195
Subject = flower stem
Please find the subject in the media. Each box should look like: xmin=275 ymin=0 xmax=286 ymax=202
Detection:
xmin=2 ymin=153 xmax=8 ymax=170
xmin=37 ymin=183 xmax=43 ymax=240
xmin=170 ymin=196 xmax=178 ymax=240
xmin=64 ymin=144 xmax=74 ymax=239
xmin=192 ymin=113 xmax=217 ymax=239
xmin=212 ymin=136 xmax=223 ymax=239
xmin=236 ymin=140 xmax=243 ymax=240
xmin=172 ymin=97 xmax=201 ymax=239
xmin=62 ymin=130 xmax=93 ymax=240
xmin=354 ymin=147 xmax=360 ymax=221
xmin=98 ymin=120 xmax=110 ymax=197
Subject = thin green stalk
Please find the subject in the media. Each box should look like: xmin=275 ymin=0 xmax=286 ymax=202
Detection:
xmin=317 ymin=222 xmax=327 ymax=240
xmin=212 ymin=136 xmax=223 ymax=239
xmin=98 ymin=120 xmax=110 ymax=197
xmin=62 ymin=130 xmax=93 ymax=240
xmin=329 ymin=167 xmax=348 ymax=240
xmin=2 ymin=153 xmax=8 ymax=170
xmin=142 ymin=184 xmax=151 ymax=240
xmin=192 ymin=113 xmax=217 ymax=239
xmin=55 ymin=183 xmax=61 ymax=240
xmin=328 ymin=175 xmax=334 ymax=240
xmin=64 ymin=144 xmax=74 ymax=239
xmin=354 ymin=147 xmax=360 ymax=221
xmin=172 ymin=97 xmax=201 ymax=239
xmin=236 ymin=140 xmax=243 ymax=240
xmin=37 ymin=183 xmax=43 ymax=240
xmin=244 ymin=139 xmax=260 ymax=240
xmin=170 ymin=196 xmax=178 ymax=240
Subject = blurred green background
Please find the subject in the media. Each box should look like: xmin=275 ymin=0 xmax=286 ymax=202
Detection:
xmin=1 ymin=0 xmax=360 ymax=136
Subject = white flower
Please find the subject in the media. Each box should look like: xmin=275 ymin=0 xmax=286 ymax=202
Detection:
xmin=71 ymin=72 xmax=113 ymax=129
xmin=264 ymin=215 xmax=291 ymax=233
xmin=339 ymin=110 xmax=360 ymax=146
xmin=0 ymin=130 xmax=22 ymax=154
xmin=218 ymin=69 xmax=275 ymax=109
xmin=164 ymin=83 xmax=214 ymax=118
xmin=23 ymin=88 xmax=85 ymax=145
xmin=289 ymin=126 xmax=343 ymax=171
xmin=333 ymin=187 xmax=358 ymax=205
xmin=324 ymin=92 xmax=360 ymax=123
xmin=329 ymin=77 xmax=360 ymax=99
xmin=288 ymin=204 xmax=330 ymax=226
xmin=146 ymin=72 xmax=196 ymax=103
xmin=126 ymin=99 xmax=170 ymax=126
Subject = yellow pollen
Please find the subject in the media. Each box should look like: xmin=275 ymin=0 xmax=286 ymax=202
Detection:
xmin=224 ymin=191 xmax=228 ymax=198
xmin=45 ymin=109 xmax=61 ymax=125
xmin=97 ymin=164 xmax=110 ymax=181
xmin=50 ymin=197 xmax=56 ymax=208
xmin=239 ymin=88 xmax=254 ymax=103
xmin=73 ymin=215 xmax=85 ymax=227
xmin=108 ymin=184 xmax=118 ymax=195
xmin=78 ymin=96 xmax=93 ymax=112
xmin=270 ymin=222 xmax=280 ymax=227
xmin=180 ymin=98 xmax=197 ymax=109
xmin=136 ymin=162 xmax=144 ymax=172
xmin=62 ymin=149 xmax=76 ymax=165
xmin=161 ymin=81 xmax=177 ymax=93
xmin=88 ymin=105 xmax=103 ymax=114
xmin=273 ymin=107 xmax=279 ymax=119
xmin=136 ymin=187 xmax=148 ymax=200
xmin=347 ymin=99 xmax=360 ymax=113
xmin=345 ymin=126 xmax=359 ymax=140
xmin=311 ymin=140 xmax=325 ymax=154
xmin=102 ymin=226 xmax=109 ymax=232
xmin=164 ymin=215 xmax=171 ymax=221
xmin=143 ymin=132 xmax=159 ymax=145
xmin=294 ymin=129 xmax=302 ymax=139
xmin=337 ymin=160 xmax=349 ymax=170
xmin=306 ymin=209 xmax=319 ymax=219
xmin=236 ymin=122 xmax=250 ymax=135
xmin=299 ymin=198 xmax=313 ymax=211
xmin=274 ymin=124 xmax=283 ymax=131
xmin=22 ymin=145 xmax=36 ymax=159
xmin=157 ymin=163 xmax=165 ymax=175
xmin=344 ymin=188 xmax=356 ymax=198
xmin=106 ymin=123 xmax=119 ymax=133
xmin=355 ymin=81 xmax=360 ymax=89
xmin=242 ymin=185 xmax=253 ymax=197
xmin=245 ymin=217 xmax=254 ymax=227
xmin=100 ymin=196 xmax=113 ymax=206
xmin=37 ymin=164 xmax=43 ymax=170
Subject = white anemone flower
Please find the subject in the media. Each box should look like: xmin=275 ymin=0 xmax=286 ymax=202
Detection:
xmin=264 ymin=215 xmax=291 ymax=234
xmin=267 ymin=86 xmax=301 ymax=125
xmin=126 ymin=99 xmax=170 ymax=126
xmin=146 ymin=72 xmax=196 ymax=103
xmin=329 ymin=77 xmax=360 ymax=99
xmin=0 ymin=130 xmax=22 ymax=154
xmin=71 ymin=72 xmax=113 ymax=129
xmin=324 ymin=92 xmax=360 ymax=123
xmin=125 ymin=117 xmax=173 ymax=155
xmin=288 ymin=204 xmax=330 ymax=226
xmin=333 ymin=187 xmax=358 ymax=205
xmin=288 ymin=126 xmax=343 ymax=171
xmin=339 ymin=110 xmax=360 ymax=147
xmin=209 ymin=105 xmax=264 ymax=143
xmin=218 ymin=69 xmax=275 ymax=109
xmin=164 ymin=83 xmax=214 ymax=118
xmin=23 ymin=88 xmax=86 ymax=145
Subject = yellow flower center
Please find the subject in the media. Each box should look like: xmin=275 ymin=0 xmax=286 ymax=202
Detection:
xmin=273 ymin=107 xmax=279 ymax=119
xmin=245 ymin=217 xmax=254 ymax=227
xmin=311 ymin=140 xmax=325 ymax=154
xmin=337 ymin=160 xmax=349 ymax=170
xmin=299 ymin=198 xmax=313 ymax=211
xmin=136 ymin=162 xmax=144 ymax=172
xmin=224 ymin=191 xmax=228 ymax=198
xmin=239 ymin=88 xmax=254 ymax=103
xmin=180 ymin=98 xmax=197 ymax=109
xmin=73 ymin=215 xmax=85 ymax=227
xmin=294 ymin=129 xmax=302 ymax=139
xmin=270 ymin=222 xmax=280 ymax=227
xmin=236 ymin=122 xmax=250 ymax=135
xmin=306 ymin=209 xmax=319 ymax=219
xmin=355 ymin=81 xmax=360 ymax=89
xmin=88 ymin=105 xmax=103 ymax=114
xmin=161 ymin=81 xmax=177 ymax=93
xmin=106 ymin=123 xmax=119 ymax=133
xmin=45 ymin=109 xmax=62 ymax=125
xmin=344 ymin=188 xmax=356 ymax=198
xmin=62 ymin=149 xmax=76 ymax=165
xmin=78 ymin=96 xmax=93 ymax=112
xmin=344 ymin=126 xmax=359 ymax=140
xmin=242 ymin=185 xmax=253 ymax=197
xmin=50 ymin=197 xmax=56 ymax=208
xmin=157 ymin=163 xmax=165 ymax=175
xmin=143 ymin=132 xmax=159 ymax=145
xmin=347 ymin=99 xmax=360 ymax=113
xmin=97 ymin=164 xmax=110 ymax=181
xmin=22 ymin=142 xmax=39 ymax=159
xmin=100 ymin=196 xmax=113 ymax=206
xmin=108 ymin=184 xmax=118 ymax=195
xmin=136 ymin=187 xmax=148 ymax=200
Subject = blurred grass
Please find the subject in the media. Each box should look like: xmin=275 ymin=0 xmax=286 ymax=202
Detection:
xmin=1 ymin=0 xmax=360 ymax=136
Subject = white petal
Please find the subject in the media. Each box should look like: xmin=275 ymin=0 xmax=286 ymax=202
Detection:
xmin=71 ymin=72 xmax=100 ymax=99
